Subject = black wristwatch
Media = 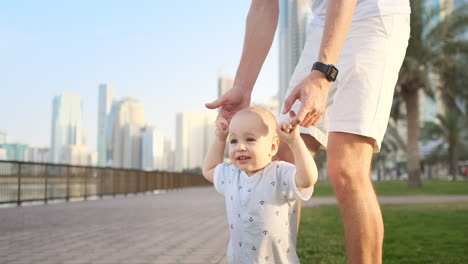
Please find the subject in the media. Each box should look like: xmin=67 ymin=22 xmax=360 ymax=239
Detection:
xmin=311 ymin=62 xmax=339 ymax=82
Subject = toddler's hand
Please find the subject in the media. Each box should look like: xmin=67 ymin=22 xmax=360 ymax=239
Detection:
xmin=215 ymin=117 xmax=229 ymax=141
xmin=277 ymin=119 xmax=300 ymax=145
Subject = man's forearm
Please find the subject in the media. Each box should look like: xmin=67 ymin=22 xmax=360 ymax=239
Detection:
xmin=234 ymin=0 xmax=279 ymax=93
xmin=318 ymin=0 xmax=358 ymax=65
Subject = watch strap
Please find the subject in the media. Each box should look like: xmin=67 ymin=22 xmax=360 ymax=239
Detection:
xmin=311 ymin=62 xmax=338 ymax=82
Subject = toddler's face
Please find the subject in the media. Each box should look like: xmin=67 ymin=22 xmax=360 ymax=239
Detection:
xmin=228 ymin=111 xmax=277 ymax=176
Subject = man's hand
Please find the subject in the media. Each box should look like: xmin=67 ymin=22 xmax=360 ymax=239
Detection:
xmin=282 ymin=69 xmax=332 ymax=128
xmin=205 ymin=88 xmax=251 ymax=123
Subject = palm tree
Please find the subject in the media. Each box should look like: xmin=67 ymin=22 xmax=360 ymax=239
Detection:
xmin=421 ymin=110 xmax=467 ymax=180
xmin=373 ymin=122 xmax=407 ymax=181
xmin=396 ymin=0 xmax=468 ymax=188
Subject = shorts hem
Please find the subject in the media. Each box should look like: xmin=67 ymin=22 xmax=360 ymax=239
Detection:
xmin=329 ymin=122 xmax=382 ymax=153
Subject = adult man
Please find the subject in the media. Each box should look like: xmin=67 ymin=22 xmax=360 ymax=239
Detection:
xmin=206 ymin=0 xmax=410 ymax=263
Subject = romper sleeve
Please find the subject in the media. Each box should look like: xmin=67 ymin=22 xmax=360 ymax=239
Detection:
xmin=213 ymin=162 xmax=232 ymax=196
xmin=278 ymin=161 xmax=314 ymax=201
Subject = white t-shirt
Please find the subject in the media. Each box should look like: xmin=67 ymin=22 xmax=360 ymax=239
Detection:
xmin=311 ymin=0 xmax=411 ymax=25
xmin=214 ymin=161 xmax=314 ymax=264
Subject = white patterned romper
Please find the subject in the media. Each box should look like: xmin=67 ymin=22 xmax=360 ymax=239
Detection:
xmin=214 ymin=161 xmax=314 ymax=264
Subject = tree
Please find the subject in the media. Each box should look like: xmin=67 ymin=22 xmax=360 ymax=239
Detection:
xmin=373 ymin=122 xmax=407 ymax=181
xmin=421 ymin=110 xmax=467 ymax=180
xmin=396 ymin=0 xmax=468 ymax=188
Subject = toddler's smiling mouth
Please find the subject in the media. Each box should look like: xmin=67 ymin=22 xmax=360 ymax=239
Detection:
xmin=237 ymin=156 xmax=250 ymax=163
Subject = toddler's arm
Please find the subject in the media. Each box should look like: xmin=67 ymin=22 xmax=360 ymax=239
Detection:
xmin=277 ymin=120 xmax=318 ymax=189
xmin=202 ymin=117 xmax=229 ymax=183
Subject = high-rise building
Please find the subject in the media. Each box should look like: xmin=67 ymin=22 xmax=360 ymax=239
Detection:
xmin=278 ymin=0 xmax=312 ymax=113
xmin=50 ymin=91 xmax=86 ymax=164
xmin=141 ymin=126 xmax=170 ymax=171
xmin=97 ymin=84 xmax=114 ymax=167
xmin=218 ymin=75 xmax=234 ymax=98
xmin=63 ymin=144 xmax=88 ymax=166
xmin=175 ymin=111 xmax=217 ymax=171
xmin=111 ymin=97 xmax=145 ymax=169
xmin=0 ymin=148 xmax=6 ymax=160
xmin=256 ymin=96 xmax=280 ymax=117
xmin=0 ymin=144 xmax=28 ymax=161
xmin=105 ymin=101 xmax=118 ymax=166
xmin=88 ymin=151 xmax=98 ymax=167
xmin=26 ymin=147 xmax=50 ymax=163
xmin=0 ymin=131 xmax=7 ymax=144
xmin=218 ymin=75 xmax=234 ymax=159
xmin=164 ymin=139 xmax=175 ymax=171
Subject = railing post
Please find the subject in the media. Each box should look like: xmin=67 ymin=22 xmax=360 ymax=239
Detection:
xmin=113 ymin=171 xmax=116 ymax=197
xmin=84 ymin=167 xmax=88 ymax=200
xmin=99 ymin=168 xmax=103 ymax=199
xmin=125 ymin=171 xmax=129 ymax=197
xmin=44 ymin=164 xmax=48 ymax=204
xmin=137 ymin=170 xmax=141 ymax=194
xmin=66 ymin=166 xmax=70 ymax=202
xmin=17 ymin=163 xmax=22 ymax=206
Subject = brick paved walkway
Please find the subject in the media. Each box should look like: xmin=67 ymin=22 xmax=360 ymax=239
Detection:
xmin=1 ymin=186 xmax=468 ymax=264
xmin=0 ymin=188 xmax=229 ymax=264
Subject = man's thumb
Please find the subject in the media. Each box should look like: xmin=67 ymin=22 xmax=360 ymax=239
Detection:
xmin=205 ymin=99 xmax=222 ymax=109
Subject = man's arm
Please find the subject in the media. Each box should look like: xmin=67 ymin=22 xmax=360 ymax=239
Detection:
xmin=202 ymin=118 xmax=229 ymax=183
xmin=283 ymin=0 xmax=358 ymax=127
xmin=277 ymin=120 xmax=318 ymax=188
xmin=206 ymin=0 xmax=279 ymax=122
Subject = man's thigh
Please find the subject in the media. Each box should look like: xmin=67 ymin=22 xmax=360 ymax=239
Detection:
xmin=326 ymin=132 xmax=374 ymax=186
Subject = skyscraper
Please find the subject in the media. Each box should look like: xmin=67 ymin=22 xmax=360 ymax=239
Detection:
xmin=50 ymin=91 xmax=86 ymax=164
xmin=111 ymin=97 xmax=145 ymax=169
xmin=0 ymin=131 xmax=7 ymax=144
xmin=26 ymin=147 xmax=50 ymax=163
xmin=97 ymin=84 xmax=114 ymax=167
xmin=218 ymin=75 xmax=234 ymax=98
xmin=278 ymin=0 xmax=312 ymax=113
xmin=218 ymin=74 xmax=234 ymax=159
xmin=175 ymin=111 xmax=217 ymax=171
xmin=141 ymin=126 xmax=169 ymax=171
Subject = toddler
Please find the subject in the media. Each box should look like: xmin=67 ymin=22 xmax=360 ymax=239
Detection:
xmin=202 ymin=106 xmax=317 ymax=263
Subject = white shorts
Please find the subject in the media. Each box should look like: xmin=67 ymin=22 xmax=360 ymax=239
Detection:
xmin=279 ymin=14 xmax=410 ymax=152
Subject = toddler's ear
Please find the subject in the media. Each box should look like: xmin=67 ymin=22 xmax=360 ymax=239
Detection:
xmin=270 ymin=136 xmax=280 ymax=157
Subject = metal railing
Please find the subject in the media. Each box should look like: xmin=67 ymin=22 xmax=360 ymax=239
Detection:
xmin=0 ymin=160 xmax=209 ymax=206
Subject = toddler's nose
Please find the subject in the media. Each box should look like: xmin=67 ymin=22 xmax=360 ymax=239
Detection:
xmin=237 ymin=143 xmax=246 ymax=151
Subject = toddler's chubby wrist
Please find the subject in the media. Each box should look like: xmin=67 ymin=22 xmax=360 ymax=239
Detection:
xmin=286 ymin=138 xmax=304 ymax=150
xmin=215 ymin=136 xmax=228 ymax=144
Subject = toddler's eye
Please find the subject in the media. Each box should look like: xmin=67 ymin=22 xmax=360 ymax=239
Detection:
xmin=230 ymin=139 xmax=238 ymax=144
xmin=247 ymin=138 xmax=256 ymax=142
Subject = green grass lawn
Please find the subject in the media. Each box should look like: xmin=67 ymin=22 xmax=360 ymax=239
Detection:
xmin=312 ymin=180 xmax=468 ymax=197
xmin=297 ymin=202 xmax=468 ymax=264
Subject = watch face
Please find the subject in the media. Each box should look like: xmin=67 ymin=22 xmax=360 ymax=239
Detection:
xmin=312 ymin=62 xmax=338 ymax=82
xmin=330 ymin=67 xmax=338 ymax=80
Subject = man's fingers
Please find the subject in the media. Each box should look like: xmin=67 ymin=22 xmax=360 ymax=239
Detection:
xmin=292 ymin=106 xmax=309 ymax=127
xmin=205 ymin=99 xmax=223 ymax=109
xmin=309 ymin=111 xmax=323 ymax=126
xmin=301 ymin=114 xmax=313 ymax=127
xmin=282 ymin=93 xmax=298 ymax=115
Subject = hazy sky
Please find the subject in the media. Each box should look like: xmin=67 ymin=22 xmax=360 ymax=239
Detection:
xmin=0 ymin=1 xmax=279 ymax=152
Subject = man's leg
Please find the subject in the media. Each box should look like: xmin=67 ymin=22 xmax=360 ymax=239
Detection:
xmin=274 ymin=134 xmax=321 ymax=231
xmin=327 ymin=132 xmax=383 ymax=264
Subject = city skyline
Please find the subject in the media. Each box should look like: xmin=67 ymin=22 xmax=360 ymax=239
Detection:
xmin=1 ymin=1 xmax=279 ymax=152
